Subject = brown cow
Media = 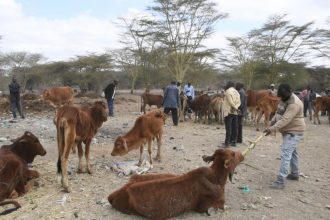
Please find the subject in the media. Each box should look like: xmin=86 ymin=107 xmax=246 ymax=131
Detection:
xmin=210 ymin=96 xmax=224 ymax=124
xmin=255 ymin=95 xmax=280 ymax=131
xmin=108 ymin=149 xmax=244 ymax=219
xmin=313 ymin=96 xmax=330 ymax=124
xmin=246 ymin=89 xmax=269 ymax=121
xmin=111 ymin=110 xmax=165 ymax=167
xmin=0 ymin=131 xmax=46 ymax=215
xmin=42 ymin=86 xmax=74 ymax=108
xmin=55 ymin=101 xmax=107 ymax=192
xmin=141 ymin=91 xmax=163 ymax=114
xmin=191 ymin=94 xmax=212 ymax=123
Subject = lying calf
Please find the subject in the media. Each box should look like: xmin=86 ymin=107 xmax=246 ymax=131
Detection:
xmin=0 ymin=131 xmax=46 ymax=215
xmin=108 ymin=149 xmax=243 ymax=219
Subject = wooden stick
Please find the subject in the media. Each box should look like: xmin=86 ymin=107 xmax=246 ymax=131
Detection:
xmin=242 ymin=133 xmax=265 ymax=157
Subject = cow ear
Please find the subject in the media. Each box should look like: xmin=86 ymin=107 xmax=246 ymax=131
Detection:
xmin=224 ymin=159 xmax=230 ymax=169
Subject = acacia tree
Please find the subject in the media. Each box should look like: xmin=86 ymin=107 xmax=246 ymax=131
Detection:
xmin=311 ymin=19 xmax=330 ymax=59
xmin=149 ymin=0 xmax=227 ymax=82
xmin=219 ymin=34 xmax=260 ymax=89
xmin=252 ymin=14 xmax=314 ymax=84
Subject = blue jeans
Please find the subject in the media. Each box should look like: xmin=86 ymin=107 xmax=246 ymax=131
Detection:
xmin=107 ymin=98 xmax=114 ymax=116
xmin=277 ymin=133 xmax=302 ymax=183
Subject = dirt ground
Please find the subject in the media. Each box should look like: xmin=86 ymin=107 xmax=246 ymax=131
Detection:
xmin=0 ymin=93 xmax=330 ymax=220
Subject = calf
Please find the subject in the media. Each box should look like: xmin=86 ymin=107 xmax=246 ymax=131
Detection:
xmin=108 ymin=149 xmax=244 ymax=220
xmin=0 ymin=131 xmax=46 ymax=215
xmin=141 ymin=91 xmax=163 ymax=114
xmin=111 ymin=110 xmax=165 ymax=167
xmin=179 ymin=91 xmax=188 ymax=122
xmin=55 ymin=101 xmax=107 ymax=192
xmin=191 ymin=94 xmax=212 ymax=123
xmin=210 ymin=96 xmax=224 ymax=124
xmin=42 ymin=86 xmax=74 ymax=108
xmin=255 ymin=95 xmax=280 ymax=131
xmin=313 ymin=96 xmax=330 ymax=124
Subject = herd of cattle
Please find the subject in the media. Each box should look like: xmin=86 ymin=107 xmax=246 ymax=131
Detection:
xmin=1 ymin=86 xmax=330 ymax=219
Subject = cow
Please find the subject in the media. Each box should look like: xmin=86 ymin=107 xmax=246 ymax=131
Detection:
xmin=210 ymin=96 xmax=224 ymax=124
xmin=0 ymin=131 xmax=46 ymax=215
xmin=141 ymin=90 xmax=163 ymax=114
xmin=190 ymin=94 xmax=212 ymax=123
xmin=255 ymin=95 xmax=280 ymax=131
xmin=55 ymin=101 xmax=107 ymax=192
xmin=313 ymin=96 xmax=330 ymax=124
xmin=108 ymin=149 xmax=244 ymax=220
xmin=179 ymin=91 xmax=188 ymax=122
xmin=41 ymin=86 xmax=74 ymax=108
xmin=246 ymin=89 xmax=269 ymax=122
xmin=111 ymin=110 xmax=165 ymax=167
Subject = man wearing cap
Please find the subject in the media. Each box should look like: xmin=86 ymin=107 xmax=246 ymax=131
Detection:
xmin=268 ymin=84 xmax=277 ymax=96
xmin=104 ymin=80 xmax=118 ymax=117
xmin=8 ymin=77 xmax=25 ymax=119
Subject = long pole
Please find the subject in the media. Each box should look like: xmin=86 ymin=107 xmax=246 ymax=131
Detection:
xmin=242 ymin=133 xmax=265 ymax=157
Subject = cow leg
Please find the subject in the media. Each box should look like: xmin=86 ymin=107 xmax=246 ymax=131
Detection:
xmin=154 ymin=133 xmax=162 ymax=162
xmin=27 ymin=170 xmax=40 ymax=180
xmin=85 ymin=139 xmax=93 ymax=174
xmin=147 ymin=139 xmax=153 ymax=167
xmin=137 ymin=145 xmax=144 ymax=166
xmin=77 ymin=142 xmax=84 ymax=173
xmin=143 ymin=104 xmax=147 ymax=114
xmin=255 ymin=111 xmax=263 ymax=131
xmin=264 ymin=111 xmax=270 ymax=128
xmin=61 ymin=128 xmax=75 ymax=192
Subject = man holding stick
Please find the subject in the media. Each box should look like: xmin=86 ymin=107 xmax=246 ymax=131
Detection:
xmin=264 ymin=83 xmax=306 ymax=189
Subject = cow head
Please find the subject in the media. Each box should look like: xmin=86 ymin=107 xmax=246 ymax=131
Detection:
xmin=9 ymin=131 xmax=47 ymax=163
xmin=90 ymin=101 xmax=108 ymax=123
xmin=41 ymin=89 xmax=50 ymax=101
xmin=150 ymin=109 xmax=166 ymax=123
xmin=111 ymin=136 xmax=128 ymax=156
xmin=202 ymin=149 xmax=244 ymax=182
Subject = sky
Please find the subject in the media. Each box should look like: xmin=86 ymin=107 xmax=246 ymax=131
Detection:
xmin=0 ymin=0 xmax=329 ymax=66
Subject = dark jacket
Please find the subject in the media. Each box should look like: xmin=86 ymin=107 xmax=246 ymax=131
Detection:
xmin=238 ymin=88 xmax=247 ymax=116
xmin=104 ymin=83 xmax=116 ymax=100
xmin=9 ymin=82 xmax=21 ymax=102
xmin=163 ymin=84 xmax=180 ymax=108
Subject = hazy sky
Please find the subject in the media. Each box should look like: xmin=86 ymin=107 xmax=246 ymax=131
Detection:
xmin=0 ymin=0 xmax=329 ymax=65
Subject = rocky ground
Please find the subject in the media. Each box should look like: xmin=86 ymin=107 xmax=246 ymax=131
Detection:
xmin=0 ymin=92 xmax=330 ymax=220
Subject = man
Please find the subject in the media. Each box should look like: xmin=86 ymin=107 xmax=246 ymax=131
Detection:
xmin=184 ymin=82 xmax=195 ymax=113
xmin=104 ymin=80 xmax=118 ymax=117
xmin=264 ymin=83 xmax=306 ymax=189
xmin=235 ymin=82 xmax=247 ymax=144
xmin=301 ymin=86 xmax=311 ymax=118
xmin=222 ymin=81 xmax=241 ymax=147
xmin=268 ymin=84 xmax=277 ymax=96
xmin=163 ymin=81 xmax=180 ymax=126
xmin=8 ymin=77 xmax=24 ymax=119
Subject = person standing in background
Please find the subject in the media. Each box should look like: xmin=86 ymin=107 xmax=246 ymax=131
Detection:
xmin=235 ymin=82 xmax=247 ymax=144
xmin=184 ymin=82 xmax=195 ymax=113
xmin=222 ymin=81 xmax=241 ymax=148
xmin=163 ymin=81 xmax=180 ymax=126
xmin=104 ymin=80 xmax=118 ymax=117
xmin=8 ymin=76 xmax=24 ymax=119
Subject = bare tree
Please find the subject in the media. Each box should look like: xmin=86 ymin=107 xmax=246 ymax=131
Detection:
xmin=149 ymin=0 xmax=227 ymax=82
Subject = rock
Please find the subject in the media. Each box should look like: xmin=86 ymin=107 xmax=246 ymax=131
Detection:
xmin=326 ymin=205 xmax=330 ymax=209
xmin=264 ymin=203 xmax=275 ymax=208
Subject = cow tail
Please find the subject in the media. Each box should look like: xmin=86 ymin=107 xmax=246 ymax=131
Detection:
xmin=140 ymin=96 xmax=143 ymax=113
xmin=0 ymin=200 xmax=21 ymax=215
xmin=57 ymin=119 xmax=65 ymax=174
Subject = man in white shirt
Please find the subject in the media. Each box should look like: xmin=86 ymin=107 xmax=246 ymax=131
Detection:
xmin=184 ymin=82 xmax=195 ymax=113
